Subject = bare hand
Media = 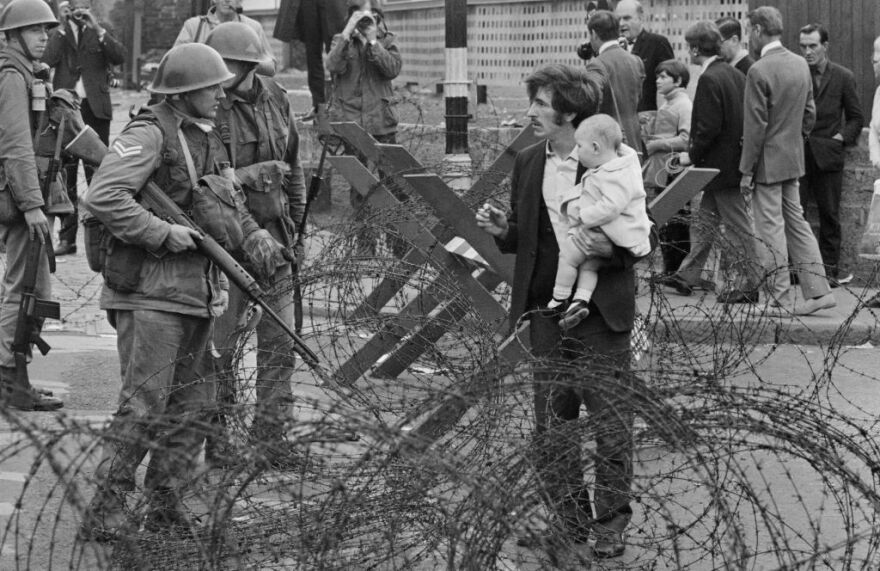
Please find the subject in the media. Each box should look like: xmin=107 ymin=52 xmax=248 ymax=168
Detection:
xmin=342 ymin=11 xmax=365 ymax=39
xmin=23 ymin=208 xmax=49 ymax=244
xmin=740 ymin=174 xmax=754 ymax=198
xmin=475 ymin=203 xmax=509 ymax=238
xmin=164 ymin=224 xmax=201 ymax=253
xmin=677 ymin=152 xmax=691 ymax=167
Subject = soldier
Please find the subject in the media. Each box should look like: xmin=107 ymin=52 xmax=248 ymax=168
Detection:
xmin=0 ymin=0 xmax=63 ymax=411
xmin=204 ymin=22 xmax=306 ymax=469
xmin=79 ymin=43 xmax=291 ymax=540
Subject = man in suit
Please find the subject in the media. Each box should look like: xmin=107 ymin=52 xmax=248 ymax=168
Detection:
xmin=589 ymin=10 xmax=644 ymax=154
xmin=274 ymin=0 xmax=348 ymax=121
xmin=43 ymin=0 xmax=124 ymax=256
xmin=716 ymin=16 xmax=754 ymax=76
xmin=740 ymin=6 xmax=835 ymax=316
xmin=476 ymin=63 xmax=653 ymax=560
xmin=660 ymin=21 xmax=764 ymax=304
xmin=865 ymin=36 xmax=880 ymax=308
xmin=797 ymin=23 xmax=864 ymax=286
xmin=615 ymin=0 xmax=674 ymax=112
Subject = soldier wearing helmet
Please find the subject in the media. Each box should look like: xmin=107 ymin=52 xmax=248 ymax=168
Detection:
xmin=0 ymin=0 xmax=64 ymax=411
xmin=203 ymin=21 xmax=307 ymax=471
xmin=79 ymin=42 xmax=290 ymax=540
xmin=174 ymin=0 xmax=277 ymax=77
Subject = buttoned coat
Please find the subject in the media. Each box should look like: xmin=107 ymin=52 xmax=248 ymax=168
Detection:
xmin=274 ymin=0 xmax=347 ymax=45
xmin=631 ymin=29 xmax=674 ymax=112
xmin=805 ymin=61 xmax=864 ymax=172
xmin=740 ymin=45 xmax=816 ymax=184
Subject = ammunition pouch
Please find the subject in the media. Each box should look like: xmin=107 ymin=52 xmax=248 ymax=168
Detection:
xmin=83 ymin=215 xmax=106 ymax=272
xmin=191 ymin=174 xmax=245 ymax=251
xmin=102 ymin=235 xmax=145 ymax=293
xmin=235 ymin=160 xmax=290 ymax=227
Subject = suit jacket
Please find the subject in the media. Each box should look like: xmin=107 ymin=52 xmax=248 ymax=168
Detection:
xmin=584 ymin=58 xmax=622 ymax=119
xmin=734 ymin=54 xmax=754 ymax=76
xmin=495 ymin=141 xmax=640 ymax=332
xmin=689 ymin=59 xmax=745 ymax=191
xmin=631 ymin=29 xmax=674 ymax=112
xmin=597 ymin=44 xmax=645 ymax=153
xmin=274 ymin=0 xmax=347 ymax=43
xmin=43 ymin=22 xmax=124 ymax=121
xmin=804 ymin=61 xmax=864 ymax=172
xmin=740 ymin=45 xmax=816 ymax=184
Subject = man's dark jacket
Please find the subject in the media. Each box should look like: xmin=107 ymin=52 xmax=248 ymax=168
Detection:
xmin=495 ymin=141 xmax=648 ymax=332
xmin=274 ymin=0 xmax=347 ymax=44
xmin=734 ymin=54 xmax=755 ymax=76
xmin=43 ymin=21 xmax=124 ymax=121
xmin=631 ymin=29 xmax=674 ymax=112
xmin=805 ymin=60 xmax=864 ymax=172
xmin=689 ymin=59 xmax=745 ymax=192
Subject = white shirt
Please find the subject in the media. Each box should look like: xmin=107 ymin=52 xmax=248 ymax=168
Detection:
xmin=599 ymin=40 xmax=619 ymax=55
xmin=760 ymin=39 xmax=782 ymax=58
xmin=700 ymin=55 xmax=718 ymax=74
xmin=541 ymin=141 xmax=580 ymax=247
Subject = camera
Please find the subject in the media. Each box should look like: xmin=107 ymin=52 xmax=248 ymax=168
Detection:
xmin=72 ymin=9 xmax=85 ymax=20
xmin=357 ymin=12 xmax=376 ymax=29
xmin=576 ymin=41 xmax=594 ymax=61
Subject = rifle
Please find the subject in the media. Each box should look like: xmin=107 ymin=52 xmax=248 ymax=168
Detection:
xmin=293 ymin=137 xmax=333 ymax=333
xmin=9 ymin=237 xmax=61 ymax=409
xmin=66 ymin=127 xmax=327 ymax=378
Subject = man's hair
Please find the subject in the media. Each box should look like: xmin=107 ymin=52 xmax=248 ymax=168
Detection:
xmin=684 ymin=21 xmax=723 ymax=57
xmin=525 ymin=63 xmax=601 ymax=128
xmin=656 ymin=59 xmax=690 ymax=88
xmin=715 ymin=16 xmax=742 ymax=41
xmin=588 ymin=10 xmax=620 ymax=42
xmin=747 ymin=6 xmax=784 ymax=37
xmin=799 ymin=22 xmax=828 ymax=44
xmin=577 ymin=114 xmax=623 ymax=151
xmin=617 ymin=0 xmax=644 ymax=16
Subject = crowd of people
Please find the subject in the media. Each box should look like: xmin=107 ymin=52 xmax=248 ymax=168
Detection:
xmin=0 ymin=0 xmax=879 ymax=560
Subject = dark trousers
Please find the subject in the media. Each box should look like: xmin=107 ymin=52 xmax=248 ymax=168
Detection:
xmin=799 ymin=146 xmax=843 ymax=278
xmin=300 ymin=0 xmax=345 ymax=108
xmin=58 ymin=99 xmax=111 ymax=245
xmin=528 ymin=310 xmax=634 ymax=530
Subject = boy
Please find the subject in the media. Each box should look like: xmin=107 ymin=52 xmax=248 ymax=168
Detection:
xmin=549 ymin=114 xmax=652 ymax=329
xmin=643 ymin=59 xmax=691 ymax=189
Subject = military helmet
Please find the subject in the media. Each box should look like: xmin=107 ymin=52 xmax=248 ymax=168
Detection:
xmin=149 ymin=43 xmax=235 ymax=95
xmin=0 ymin=0 xmax=60 ymax=32
xmin=205 ymin=22 xmax=263 ymax=64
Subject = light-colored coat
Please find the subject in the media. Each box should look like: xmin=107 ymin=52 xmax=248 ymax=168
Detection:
xmin=739 ymin=44 xmax=816 ymax=184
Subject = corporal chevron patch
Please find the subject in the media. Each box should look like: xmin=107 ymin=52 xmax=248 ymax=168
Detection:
xmin=112 ymin=141 xmax=143 ymax=158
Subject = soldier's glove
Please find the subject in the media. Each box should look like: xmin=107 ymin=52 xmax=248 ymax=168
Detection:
xmin=244 ymin=229 xmax=293 ymax=280
xmin=210 ymin=289 xmax=229 ymax=318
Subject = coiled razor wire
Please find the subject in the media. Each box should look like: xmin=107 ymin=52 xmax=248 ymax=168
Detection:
xmin=2 ymin=152 xmax=880 ymax=570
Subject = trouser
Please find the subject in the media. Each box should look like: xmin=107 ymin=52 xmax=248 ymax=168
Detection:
xmin=528 ymin=310 xmax=634 ymax=529
xmin=57 ymin=99 xmax=111 ymax=245
xmin=676 ymin=186 xmax=765 ymax=291
xmin=798 ymin=147 xmax=843 ymax=278
xmin=93 ymin=309 xmax=213 ymax=497
xmin=346 ymin=132 xmax=406 ymax=257
xmin=211 ymin=264 xmax=296 ymax=440
xmin=752 ymin=179 xmax=830 ymax=302
xmin=658 ymin=210 xmax=691 ymax=274
xmin=300 ymin=0 xmax=346 ymax=108
xmin=0 ymin=223 xmax=51 ymax=367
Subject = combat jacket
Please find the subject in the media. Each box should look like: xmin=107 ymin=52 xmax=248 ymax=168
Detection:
xmin=84 ymin=102 xmax=258 ymax=317
xmin=0 ymin=45 xmax=45 ymax=214
xmin=326 ymin=31 xmax=401 ymax=136
xmin=216 ymin=75 xmax=306 ymax=246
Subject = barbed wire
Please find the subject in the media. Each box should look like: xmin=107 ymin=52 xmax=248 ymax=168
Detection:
xmin=1 ymin=138 xmax=880 ymax=570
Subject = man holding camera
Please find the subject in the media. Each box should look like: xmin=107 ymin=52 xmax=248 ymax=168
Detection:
xmin=43 ymin=0 xmax=124 ymax=256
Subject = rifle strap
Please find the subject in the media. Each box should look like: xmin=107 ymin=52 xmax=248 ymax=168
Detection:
xmin=177 ymin=128 xmax=200 ymax=187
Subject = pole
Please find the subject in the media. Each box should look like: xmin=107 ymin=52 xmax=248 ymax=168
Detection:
xmin=444 ymin=0 xmax=468 ymax=157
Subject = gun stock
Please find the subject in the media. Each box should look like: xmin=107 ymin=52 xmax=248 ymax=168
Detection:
xmin=67 ymin=128 xmax=326 ymax=376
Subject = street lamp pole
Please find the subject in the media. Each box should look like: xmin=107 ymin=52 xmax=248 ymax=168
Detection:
xmin=444 ymin=0 xmax=470 ymax=187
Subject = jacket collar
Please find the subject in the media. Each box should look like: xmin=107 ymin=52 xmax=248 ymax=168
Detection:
xmin=0 ymin=45 xmax=35 ymax=78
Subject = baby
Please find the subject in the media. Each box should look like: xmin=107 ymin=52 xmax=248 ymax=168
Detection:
xmin=550 ymin=114 xmax=652 ymax=329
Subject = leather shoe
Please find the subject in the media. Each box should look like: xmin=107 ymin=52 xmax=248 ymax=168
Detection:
xmin=794 ymin=293 xmax=836 ymax=316
xmin=717 ymin=289 xmax=759 ymax=304
xmin=53 ymin=240 xmax=76 ymax=256
xmin=592 ymin=511 xmax=630 ymax=559
xmin=830 ymin=273 xmax=853 ymax=288
xmin=516 ymin=523 xmax=590 ymax=549
xmin=865 ymin=293 xmax=880 ymax=309
xmin=655 ymin=273 xmax=693 ymax=296
xmin=558 ymin=300 xmax=589 ymax=330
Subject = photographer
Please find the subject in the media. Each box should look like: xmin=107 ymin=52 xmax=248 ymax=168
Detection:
xmin=326 ymin=0 xmax=401 ymax=255
xmin=43 ymin=0 xmax=124 ymax=256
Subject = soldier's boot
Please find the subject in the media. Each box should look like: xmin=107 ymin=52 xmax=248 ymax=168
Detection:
xmin=249 ymin=418 xmax=309 ymax=472
xmin=143 ymin=487 xmax=193 ymax=533
xmin=78 ymin=487 xmax=129 ymax=542
xmin=0 ymin=365 xmax=63 ymax=411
